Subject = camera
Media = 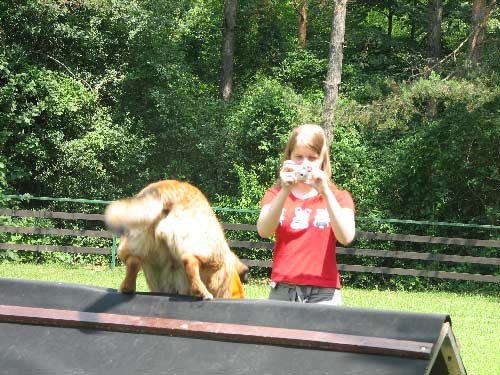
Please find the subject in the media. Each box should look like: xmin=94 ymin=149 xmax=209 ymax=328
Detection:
xmin=294 ymin=166 xmax=311 ymax=181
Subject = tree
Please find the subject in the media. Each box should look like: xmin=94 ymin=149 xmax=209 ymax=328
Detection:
xmin=322 ymin=0 xmax=347 ymax=141
xmin=220 ymin=0 xmax=237 ymax=101
xmin=425 ymin=0 xmax=442 ymax=117
xmin=427 ymin=0 xmax=442 ymax=65
xmin=410 ymin=0 xmax=417 ymax=44
xmin=469 ymin=0 xmax=497 ymax=65
xmin=298 ymin=0 xmax=308 ymax=47
xmin=387 ymin=0 xmax=396 ymax=39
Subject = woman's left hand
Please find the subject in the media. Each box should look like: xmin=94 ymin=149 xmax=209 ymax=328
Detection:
xmin=309 ymin=168 xmax=329 ymax=195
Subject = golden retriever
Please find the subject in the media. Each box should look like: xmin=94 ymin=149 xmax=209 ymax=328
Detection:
xmin=105 ymin=180 xmax=248 ymax=300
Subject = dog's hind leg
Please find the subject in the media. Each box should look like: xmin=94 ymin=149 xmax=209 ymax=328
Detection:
xmin=181 ymin=254 xmax=213 ymax=300
xmin=120 ymin=254 xmax=141 ymax=294
xmin=117 ymin=237 xmax=141 ymax=293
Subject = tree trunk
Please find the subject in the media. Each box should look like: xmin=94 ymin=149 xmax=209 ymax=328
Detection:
xmin=387 ymin=0 xmax=395 ymax=39
xmin=427 ymin=0 xmax=442 ymax=66
xmin=426 ymin=0 xmax=442 ymax=118
xmin=469 ymin=0 xmax=490 ymax=65
xmin=322 ymin=0 xmax=347 ymax=142
xmin=298 ymin=0 xmax=308 ymax=48
xmin=410 ymin=0 xmax=417 ymax=46
xmin=219 ymin=0 xmax=237 ymax=101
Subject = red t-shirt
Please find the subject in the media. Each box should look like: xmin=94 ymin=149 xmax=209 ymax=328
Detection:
xmin=261 ymin=185 xmax=355 ymax=288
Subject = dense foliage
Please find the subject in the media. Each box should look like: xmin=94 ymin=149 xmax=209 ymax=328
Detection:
xmin=1 ymin=0 xmax=498 ymax=289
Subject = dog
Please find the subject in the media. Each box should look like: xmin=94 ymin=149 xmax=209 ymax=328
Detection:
xmin=104 ymin=180 xmax=248 ymax=300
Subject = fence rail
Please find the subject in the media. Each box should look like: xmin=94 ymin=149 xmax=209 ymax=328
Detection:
xmin=1 ymin=209 xmax=499 ymax=283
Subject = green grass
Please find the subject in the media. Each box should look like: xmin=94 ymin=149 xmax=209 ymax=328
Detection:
xmin=1 ymin=263 xmax=499 ymax=375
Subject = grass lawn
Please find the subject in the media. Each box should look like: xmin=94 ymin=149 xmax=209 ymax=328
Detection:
xmin=1 ymin=262 xmax=499 ymax=375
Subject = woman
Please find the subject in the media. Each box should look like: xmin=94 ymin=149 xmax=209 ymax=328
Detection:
xmin=257 ymin=124 xmax=355 ymax=305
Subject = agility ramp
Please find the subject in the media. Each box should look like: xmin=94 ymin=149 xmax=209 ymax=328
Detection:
xmin=0 ymin=278 xmax=465 ymax=374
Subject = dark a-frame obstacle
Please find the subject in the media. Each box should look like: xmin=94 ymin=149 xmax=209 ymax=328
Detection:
xmin=0 ymin=278 xmax=466 ymax=375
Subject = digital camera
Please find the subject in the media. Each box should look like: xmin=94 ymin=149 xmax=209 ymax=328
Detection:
xmin=294 ymin=165 xmax=311 ymax=181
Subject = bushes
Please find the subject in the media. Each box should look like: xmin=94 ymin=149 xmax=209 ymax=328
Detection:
xmin=367 ymin=76 xmax=499 ymax=225
xmin=223 ymin=76 xmax=319 ymax=194
xmin=2 ymin=0 xmax=498 ymax=230
xmin=0 ymin=63 xmax=97 ymax=195
xmin=332 ymin=75 xmax=500 ymax=292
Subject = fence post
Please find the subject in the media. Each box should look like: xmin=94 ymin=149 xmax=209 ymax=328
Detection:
xmin=111 ymin=235 xmax=117 ymax=270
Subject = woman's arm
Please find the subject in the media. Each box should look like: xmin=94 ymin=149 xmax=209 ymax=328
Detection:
xmin=322 ymin=188 xmax=356 ymax=245
xmin=257 ymin=188 xmax=289 ymax=238
xmin=257 ymin=161 xmax=298 ymax=238
xmin=310 ymin=169 xmax=355 ymax=245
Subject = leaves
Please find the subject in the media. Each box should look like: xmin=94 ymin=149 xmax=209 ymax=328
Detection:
xmin=0 ymin=0 xmax=498 ymax=230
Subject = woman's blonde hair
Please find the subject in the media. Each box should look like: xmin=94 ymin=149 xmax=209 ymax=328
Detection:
xmin=281 ymin=124 xmax=332 ymax=181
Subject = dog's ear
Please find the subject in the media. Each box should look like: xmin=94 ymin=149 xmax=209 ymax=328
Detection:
xmin=231 ymin=252 xmax=249 ymax=284
xmin=236 ymin=262 xmax=249 ymax=284
xmin=239 ymin=268 xmax=249 ymax=284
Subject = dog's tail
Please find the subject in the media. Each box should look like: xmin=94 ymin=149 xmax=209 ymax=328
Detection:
xmin=105 ymin=195 xmax=163 ymax=233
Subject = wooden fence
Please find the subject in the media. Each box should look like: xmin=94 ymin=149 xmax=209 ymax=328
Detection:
xmin=1 ymin=209 xmax=499 ymax=283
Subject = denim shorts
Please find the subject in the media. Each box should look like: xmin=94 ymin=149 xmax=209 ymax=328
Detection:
xmin=268 ymin=282 xmax=342 ymax=306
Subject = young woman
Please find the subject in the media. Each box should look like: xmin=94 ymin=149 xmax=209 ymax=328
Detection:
xmin=257 ymin=124 xmax=355 ymax=305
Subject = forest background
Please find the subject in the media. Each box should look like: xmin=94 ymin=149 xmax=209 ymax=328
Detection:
xmin=0 ymin=0 xmax=499 ymax=290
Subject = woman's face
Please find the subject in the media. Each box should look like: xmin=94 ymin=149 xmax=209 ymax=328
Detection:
xmin=290 ymin=143 xmax=323 ymax=170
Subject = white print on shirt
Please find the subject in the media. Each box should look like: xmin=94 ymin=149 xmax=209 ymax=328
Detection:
xmin=279 ymin=209 xmax=286 ymax=226
xmin=290 ymin=207 xmax=312 ymax=230
xmin=313 ymin=208 xmax=330 ymax=229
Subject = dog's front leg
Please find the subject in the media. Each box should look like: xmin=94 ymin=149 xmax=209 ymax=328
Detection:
xmin=181 ymin=254 xmax=213 ymax=300
xmin=120 ymin=255 xmax=141 ymax=294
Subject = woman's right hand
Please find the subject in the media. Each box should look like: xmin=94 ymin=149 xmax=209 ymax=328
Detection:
xmin=279 ymin=160 xmax=297 ymax=188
